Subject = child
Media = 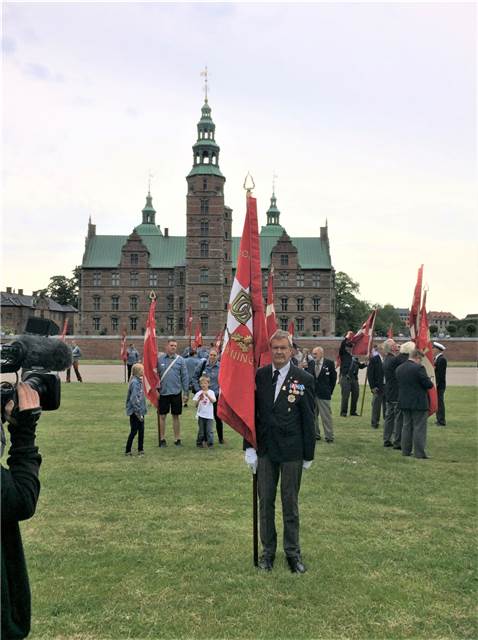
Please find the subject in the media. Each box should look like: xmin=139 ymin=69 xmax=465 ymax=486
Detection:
xmin=193 ymin=375 xmax=216 ymax=448
xmin=125 ymin=363 xmax=147 ymax=456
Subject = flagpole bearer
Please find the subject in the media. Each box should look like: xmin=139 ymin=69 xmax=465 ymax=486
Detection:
xmin=359 ymin=308 xmax=378 ymax=417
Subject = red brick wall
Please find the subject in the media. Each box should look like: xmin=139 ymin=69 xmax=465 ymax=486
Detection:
xmin=3 ymin=335 xmax=473 ymax=362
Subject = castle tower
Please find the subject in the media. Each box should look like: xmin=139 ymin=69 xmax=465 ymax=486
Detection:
xmin=185 ymin=87 xmax=232 ymax=337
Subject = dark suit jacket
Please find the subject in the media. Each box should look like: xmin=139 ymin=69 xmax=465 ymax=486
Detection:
xmin=396 ymin=359 xmax=433 ymax=411
xmin=383 ymin=352 xmax=407 ymax=402
xmin=252 ymin=363 xmax=316 ymax=463
xmin=367 ymin=355 xmax=384 ymax=392
xmin=306 ymin=358 xmax=337 ymax=400
xmin=435 ymin=354 xmax=447 ymax=390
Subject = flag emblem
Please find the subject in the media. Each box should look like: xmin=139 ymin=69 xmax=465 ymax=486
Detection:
xmin=231 ymin=289 xmax=252 ymax=324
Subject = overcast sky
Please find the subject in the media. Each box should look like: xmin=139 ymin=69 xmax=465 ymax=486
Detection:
xmin=2 ymin=1 xmax=476 ymax=319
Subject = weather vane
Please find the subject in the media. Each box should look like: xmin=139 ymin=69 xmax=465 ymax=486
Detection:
xmin=200 ymin=66 xmax=209 ymax=102
xmin=148 ymin=170 xmax=154 ymax=193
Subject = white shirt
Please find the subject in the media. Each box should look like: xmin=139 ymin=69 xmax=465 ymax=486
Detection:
xmin=272 ymin=361 xmax=291 ymax=402
xmin=193 ymin=389 xmax=216 ymax=419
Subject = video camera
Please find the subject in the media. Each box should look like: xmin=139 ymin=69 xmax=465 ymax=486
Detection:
xmin=0 ymin=318 xmax=72 ymax=419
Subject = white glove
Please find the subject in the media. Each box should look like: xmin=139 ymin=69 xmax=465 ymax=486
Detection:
xmin=244 ymin=448 xmax=258 ymax=474
xmin=303 ymin=460 xmax=313 ymax=470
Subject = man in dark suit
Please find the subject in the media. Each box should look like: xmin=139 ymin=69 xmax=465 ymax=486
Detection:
xmin=244 ymin=330 xmax=315 ymax=573
xmin=433 ymin=342 xmax=447 ymax=426
xmin=367 ymin=344 xmax=386 ymax=429
xmin=395 ymin=348 xmax=434 ymax=459
xmin=338 ymin=339 xmax=367 ymax=416
xmin=382 ymin=339 xmax=400 ymax=448
xmin=305 ymin=346 xmax=337 ymax=442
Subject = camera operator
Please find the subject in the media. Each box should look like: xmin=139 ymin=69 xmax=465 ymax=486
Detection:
xmin=1 ymin=382 xmax=42 ymax=640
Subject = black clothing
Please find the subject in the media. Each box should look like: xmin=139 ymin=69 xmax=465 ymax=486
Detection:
xmin=383 ymin=352 xmax=407 ymax=402
xmin=1 ymin=409 xmax=42 ymax=640
xmin=367 ymin=355 xmax=384 ymax=392
xmin=306 ymin=358 xmax=337 ymax=400
xmin=253 ymin=364 xmax=316 ymax=463
xmin=435 ymin=354 xmax=447 ymax=390
xmin=396 ymin=360 xmax=433 ymax=411
xmin=126 ymin=414 xmax=144 ymax=453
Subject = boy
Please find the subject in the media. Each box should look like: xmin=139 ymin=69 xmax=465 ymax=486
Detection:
xmin=193 ymin=376 xmax=216 ymax=448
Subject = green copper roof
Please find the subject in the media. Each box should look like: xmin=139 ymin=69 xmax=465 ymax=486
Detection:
xmin=133 ymin=223 xmax=162 ymax=236
xmin=82 ymin=232 xmax=330 ymax=270
xmin=260 ymin=224 xmax=285 ymax=237
xmin=187 ymin=164 xmax=225 ymax=178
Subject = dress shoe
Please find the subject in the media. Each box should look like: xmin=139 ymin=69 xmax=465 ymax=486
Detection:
xmin=392 ymin=444 xmax=401 ymax=450
xmin=350 ymin=412 xmax=359 ymax=416
xmin=340 ymin=413 xmax=347 ymax=417
xmin=371 ymin=424 xmax=379 ymax=429
xmin=315 ymin=435 xmax=322 ymax=441
xmin=415 ymin=455 xmax=430 ymax=459
xmin=325 ymin=439 xmax=334 ymax=443
xmin=257 ymin=556 xmax=274 ymax=571
xmin=286 ymin=556 xmax=307 ymax=574
xmin=384 ymin=441 xmax=393 ymax=447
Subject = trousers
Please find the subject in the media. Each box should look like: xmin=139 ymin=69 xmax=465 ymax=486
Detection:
xmin=340 ymin=376 xmax=359 ymax=415
xmin=126 ymin=414 xmax=144 ymax=453
xmin=401 ymin=409 xmax=428 ymax=458
xmin=315 ymin=398 xmax=334 ymax=441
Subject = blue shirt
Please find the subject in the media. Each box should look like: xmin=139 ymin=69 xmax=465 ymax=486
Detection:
xmin=192 ymin=359 xmax=220 ymax=394
xmin=125 ymin=376 xmax=147 ymax=417
xmin=157 ymin=354 xmax=189 ymax=396
xmin=185 ymin=355 xmax=202 ymax=382
xmin=126 ymin=347 xmax=140 ymax=366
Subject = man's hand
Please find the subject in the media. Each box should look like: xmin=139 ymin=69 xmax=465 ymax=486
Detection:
xmin=244 ymin=447 xmax=258 ymax=474
xmin=5 ymin=382 xmax=40 ymax=419
xmin=302 ymin=460 xmax=313 ymax=470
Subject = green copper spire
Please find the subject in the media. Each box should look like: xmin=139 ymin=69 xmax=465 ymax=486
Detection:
xmin=267 ymin=191 xmax=281 ymax=226
xmin=134 ymin=190 xmax=162 ymax=236
xmin=187 ymin=94 xmax=224 ymax=179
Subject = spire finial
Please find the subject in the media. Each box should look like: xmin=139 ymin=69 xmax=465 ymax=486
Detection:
xmin=200 ymin=65 xmax=209 ymax=102
xmin=272 ymin=170 xmax=278 ymax=196
xmin=148 ymin=170 xmax=154 ymax=195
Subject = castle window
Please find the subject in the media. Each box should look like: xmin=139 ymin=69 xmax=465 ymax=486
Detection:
xmin=149 ymin=272 xmax=158 ymax=287
xmin=93 ymin=272 xmax=101 ymax=287
xmin=200 ymin=199 xmax=209 ymax=214
xmin=297 ymin=297 xmax=304 ymax=312
xmin=167 ymin=295 xmax=174 ymax=311
xmin=296 ymin=272 xmax=305 ymax=287
xmin=200 ymin=242 xmax=209 ymax=258
xmin=280 ymin=317 xmax=289 ymax=331
xmin=313 ymin=296 xmax=320 ymax=312
xmin=312 ymin=273 xmax=320 ymax=287
xmin=179 ymin=271 xmax=185 ymax=285
xmin=203 ymin=152 xmax=209 ymax=164
xmin=111 ymin=317 xmax=119 ymax=333
xmin=177 ymin=316 xmax=184 ymax=332
xmin=281 ymin=254 xmax=289 ymax=266
xmin=93 ymin=296 xmax=101 ymax=311
xmin=130 ymin=317 xmax=137 ymax=331
xmin=313 ymin=318 xmax=321 ymax=332
xmin=200 ymin=268 xmax=209 ymax=283
xmin=130 ymin=272 xmax=139 ymax=287
xmin=130 ymin=296 xmax=138 ymax=312
xmin=168 ymin=272 xmax=174 ymax=287
xmin=200 ymin=294 xmax=208 ymax=310
xmin=224 ymin=252 xmax=228 ymax=260
xmin=225 ymin=231 xmax=228 ymax=239
xmin=131 ymin=253 xmax=139 ymax=265
xmin=203 ymin=178 xmax=208 ymax=191
xmin=178 ymin=297 xmax=184 ymax=311
xmin=111 ymin=273 xmax=120 ymax=287
xmin=224 ymin=276 xmax=228 ymax=285
xmin=93 ymin=317 xmax=100 ymax=331
xmin=201 ymin=315 xmax=209 ymax=333
xmin=280 ymin=272 xmax=288 ymax=287
xmin=111 ymin=296 xmax=120 ymax=311
xmin=200 ymin=220 xmax=209 ymax=236
xmin=296 ymin=318 xmax=304 ymax=332
xmin=167 ymin=317 xmax=174 ymax=333
xmin=264 ymin=273 xmax=269 ymax=287
xmin=281 ymin=297 xmax=288 ymax=312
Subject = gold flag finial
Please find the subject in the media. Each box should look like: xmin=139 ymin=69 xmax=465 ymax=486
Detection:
xmin=149 ymin=290 xmax=157 ymax=301
xmin=243 ymin=172 xmax=255 ymax=194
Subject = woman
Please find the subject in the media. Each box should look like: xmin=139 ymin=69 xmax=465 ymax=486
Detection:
xmin=125 ymin=363 xmax=147 ymax=456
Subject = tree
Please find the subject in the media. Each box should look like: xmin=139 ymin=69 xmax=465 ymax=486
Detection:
xmin=429 ymin=324 xmax=439 ymax=337
xmin=43 ymin=266 xmax=80 ymax=307
xmin=335 ymin=271 xmax=371 ymax=336
xmin=373 ymin=304 xmax=406 ymax=337
xmin=466 ymin=323 xmax=477 ymax=337
xmin=447 ymin=324 xmax=457 ymax=336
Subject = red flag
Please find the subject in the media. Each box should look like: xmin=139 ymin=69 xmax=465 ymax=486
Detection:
xmin=288 ymin=319 xmax=295 ymax=337
xmin=409 ymin=265 xmax=423 ymax=340
xmin=218 ymin=194 xmax=268 ymax=448
xmin=186 ymin=306 xmax=193 ymax=338
xmin=59 ymin=318 xmax=68 ymax=341
xmin=194 ymin=323 xmax=203 ymax=348
xmin=214 ymin=326 xmax=225 ymax=354
xmin=120 ymin=330 xmax=127 ymax=362
xmin=387 ymin=323 xmax=393 ymax=339
xmin=261 ymin=266 xmax=278 ymax=366
xmin=416 ymin=291 xmax=438 ymax=416
xmin=143 ymin=298 xmax=159 ymax=406
xmin=351 ymin=309 xmax=377 ymax=356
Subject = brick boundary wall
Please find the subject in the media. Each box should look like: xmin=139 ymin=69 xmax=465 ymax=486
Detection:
xmin=2 ymin=335 xmax=476 ymax=362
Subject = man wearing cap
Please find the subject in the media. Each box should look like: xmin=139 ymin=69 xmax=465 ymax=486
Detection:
xmin=433 ymin=342 xmax=447 ymax=426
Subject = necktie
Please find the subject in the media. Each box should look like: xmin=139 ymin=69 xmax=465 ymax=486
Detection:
xmin=315 ymin=360 xmax=322 ymax=378
xmin=272 ymin=369 xmax=280 ymax=397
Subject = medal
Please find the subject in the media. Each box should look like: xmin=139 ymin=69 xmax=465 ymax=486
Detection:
xmin=288 ymin=394 xmax=296 ymax=403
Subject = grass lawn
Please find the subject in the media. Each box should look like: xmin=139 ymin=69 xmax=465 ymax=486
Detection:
xmin=19 ymin=385 xmax=477 ymax=639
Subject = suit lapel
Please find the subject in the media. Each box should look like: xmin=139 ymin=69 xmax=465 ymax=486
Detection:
xmin=274 ymin=366 xmax=296 ymax=406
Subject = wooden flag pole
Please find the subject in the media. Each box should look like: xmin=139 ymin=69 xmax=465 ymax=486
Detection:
xmin=253 ymin=473 xmax=259 ymax=566
xmin=359 ymin=374 xmax=367 ymax=417
xmin=124 ymin=361 xmax=127 ymax=384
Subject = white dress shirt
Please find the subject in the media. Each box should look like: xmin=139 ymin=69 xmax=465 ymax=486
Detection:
xmin=272 ymin=361 xmax=291 ymax=402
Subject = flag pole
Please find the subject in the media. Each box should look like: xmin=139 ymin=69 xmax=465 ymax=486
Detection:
xmin=359 ymin=308 xmax=378 ymax=417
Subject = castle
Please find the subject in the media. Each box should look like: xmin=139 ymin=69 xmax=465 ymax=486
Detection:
xmin=80 ymin=95 xmax=336 ymax=338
